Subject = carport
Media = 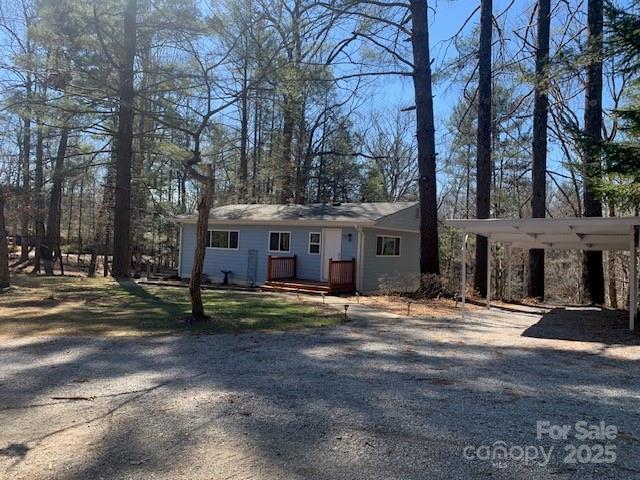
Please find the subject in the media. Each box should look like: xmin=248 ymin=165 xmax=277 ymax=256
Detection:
xmin=445 ymin=217 xmax=640 ymax=330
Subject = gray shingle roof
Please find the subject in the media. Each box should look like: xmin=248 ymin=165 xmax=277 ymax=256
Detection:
xmin=175 ymin=202 xmax=417 ymax=224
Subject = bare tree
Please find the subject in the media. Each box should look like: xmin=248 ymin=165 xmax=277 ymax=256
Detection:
xmin=363 ymin=109 xmax=417 ymax=201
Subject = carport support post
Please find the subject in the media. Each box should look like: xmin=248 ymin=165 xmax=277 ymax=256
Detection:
xmin=461 ymin=233 xmax=468 ymax=317
xmin=486 ymin=236 xmax=491 ymax=308
xmin=630 ymin=226 xmax=638 ymax=331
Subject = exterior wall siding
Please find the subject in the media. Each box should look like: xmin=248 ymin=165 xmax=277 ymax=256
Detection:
xmin=360 ymin=227 xmax=420 ymax=293
xmin=340 ymin=227 xmax=358 ymax=261
xmin=179 ymin=224 xmax=360 ymax=285
xmin=178 ymin=222 xmax=418 ymax=291
xmin=375 ymin=204 xmax=419 ymax=231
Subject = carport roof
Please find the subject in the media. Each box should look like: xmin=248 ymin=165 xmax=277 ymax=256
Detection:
xmin=446 ymin=216 xmax=640 ymax=251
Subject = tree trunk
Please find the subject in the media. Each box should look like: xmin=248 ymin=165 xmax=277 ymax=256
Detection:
xmin=78 ymin=170 xmax=85 ymax=250
xmin=279 ymin=0 xmax=302 ymax=204
xmin=528 ymin=0 xmax=551 ymax=300
xmin=66 ymin=181 xmax=74 ymax=253
xmin=43 ymin=128 xmax=69 ymax=275
xmin=0 ymin=190 xmax=9 ymax=289
xmin=189 ymin=165 xmax=214 ymax=320
xmin=251 ymin=92 xmax=261 ymax=201
xmin=583 ymin=0 xmax=605 ymax=304
xmin=88 ymin=248 xmax=98 ymax=277
xmin=112 ymin=0 xmax=137 ymax=278
xmin=238 ymin=58 xmax=249 ymax=202
xmin=279 ymin=96 xmax=295 ymax=204
xmin=410 ymin=0 xmax=440 ymax=277
xmin=474 ymin=0 xmax=493 ymax=297
xmin=32 ymin=122 xmax=45 ymax=273
xmin=131 ymin=28 xmax=151 ymax=278
xmin=20 ymin=108 xmax=31 ymax=263
xmin=607 ymin=203 xmax=618 ymax=308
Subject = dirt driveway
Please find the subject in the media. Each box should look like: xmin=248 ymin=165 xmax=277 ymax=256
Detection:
xmin=1 ymin=301 xmax=639 ymax=479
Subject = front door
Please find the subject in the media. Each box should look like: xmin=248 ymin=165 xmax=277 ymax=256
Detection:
xmin=321 ymin=228 xmax=342 ymax=281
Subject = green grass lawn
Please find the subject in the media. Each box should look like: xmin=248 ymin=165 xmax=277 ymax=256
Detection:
xmin=0 ymin=274 xmax=342 ymax=336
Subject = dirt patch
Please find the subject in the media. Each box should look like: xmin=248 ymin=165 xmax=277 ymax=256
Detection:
xmin=343 ymin=294 xmax=476 ymax=318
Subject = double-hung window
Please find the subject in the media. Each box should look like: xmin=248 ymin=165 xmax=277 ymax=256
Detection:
xmin=269 ymin=231 xmax=291 ymax=252
xmin=206 ymin=230 xmax=239 ymax=249
xmin=376 ymin=235 xmax=401 ymax=256
xmin=308 ymin=232 xmax=321 ymax=255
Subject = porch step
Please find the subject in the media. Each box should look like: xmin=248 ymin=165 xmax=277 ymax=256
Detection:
xmin=263 ymin=280 xmax=330 ymax=294
xmin=261 ymin=285 xmax=328 ymax=295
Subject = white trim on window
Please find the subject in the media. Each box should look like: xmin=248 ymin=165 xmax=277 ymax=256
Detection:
xmin=308 ymin=231 xmax=321 ymax=255
xmin=206 ymin=230 xmax=240 ymax=250
xmin=268 ymin=231 xmax=291 ymax=253
xmin=376 ymin=235 xmax=401 ymax=257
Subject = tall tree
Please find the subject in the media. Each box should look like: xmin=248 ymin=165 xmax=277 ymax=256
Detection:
xmin=112 ymin=0 xmax=137 ymax=278
xmin=409 ymin=0 xmax=439 ymax=278
xmin=0 ymin=188 xmax=9 ymax=289
xmin=474 ymin=0 xmax=493 ymax=297
xmin=18 ymin=2 xmax=34 ymax=264
xmin=528 ymin=0 xmax=551 ymax=300
xmin=32 ymin=121 xmax=44 ymax=272
xmin=43 ymin=127 xmax=70 ymax=275
xmin=238 ymin=58 xmax=249 ymax=202
xmin=582 ymin=0 xmax=605 ymax=304
xmin=19 ymin=87 xmax=31 ymax=263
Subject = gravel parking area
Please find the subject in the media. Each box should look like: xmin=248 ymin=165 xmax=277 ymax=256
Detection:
xmin=1 ymin=300 xmax=639 ymax=479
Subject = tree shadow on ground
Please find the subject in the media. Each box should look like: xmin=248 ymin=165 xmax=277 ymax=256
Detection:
xmin=1 ymin=305 xmax=639 ymax=479
xmin=0 ymin=274 xmax=340 ymax=337
xmin=522 ymin=307 xmax=639 ymax=345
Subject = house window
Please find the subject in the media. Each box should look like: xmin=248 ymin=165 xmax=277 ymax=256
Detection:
xmin=269 ymin=231 xmax=291 ymax=252
xmin=376 ymin=235 xmax=401 ymax=256
xmin=308 ymin=232 xmax=321 ymax=255
xmin=207 ymin=230 xmax=239 ymax=249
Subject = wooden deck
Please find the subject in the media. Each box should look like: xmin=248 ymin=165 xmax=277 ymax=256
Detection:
xmin=265 ymin=255 xmax=356 ymax=295
xmin=262 ymin=278 xmax=355 ymax=295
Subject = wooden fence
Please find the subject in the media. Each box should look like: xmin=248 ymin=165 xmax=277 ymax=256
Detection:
xmin=328 ymin=258 xmax=356 ymax=292
xmin=267 ymin=255 xmax=297 ymax=280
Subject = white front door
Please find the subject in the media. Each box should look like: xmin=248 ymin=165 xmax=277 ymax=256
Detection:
xmin=321 ymin=228 xmax=342 ymax=281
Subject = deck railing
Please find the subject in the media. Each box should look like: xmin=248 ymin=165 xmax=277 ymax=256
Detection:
xmin=267 ymin=255 xmax=297 ymax=280
xmin=328 ymin=258 xmax=356 ymax=292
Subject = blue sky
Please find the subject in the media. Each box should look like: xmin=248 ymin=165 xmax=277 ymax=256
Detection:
xmin=377 ymin=0 xmax=522 ymax=115
xmin=368 ymin=0 xmax=634 ymax=183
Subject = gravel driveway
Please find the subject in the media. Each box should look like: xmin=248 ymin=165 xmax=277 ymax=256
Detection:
xmin=1 ymin=300 xmax=639 ymax=480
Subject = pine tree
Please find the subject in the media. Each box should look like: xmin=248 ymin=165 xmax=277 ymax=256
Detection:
xmin=528 ymin=0 xmax=551 ymax=300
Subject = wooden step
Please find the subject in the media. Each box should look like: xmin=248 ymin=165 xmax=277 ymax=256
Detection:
xmin=261 ymin=285 xmax=328 ymax=295
xmin=264 ymin=281 xmax=330 ymax=292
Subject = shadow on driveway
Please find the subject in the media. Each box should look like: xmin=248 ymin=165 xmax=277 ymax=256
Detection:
xmin=522 ymin=307 xmax=639 ymax=345
xmin=1 ymin=306 xmax=639 ymax=479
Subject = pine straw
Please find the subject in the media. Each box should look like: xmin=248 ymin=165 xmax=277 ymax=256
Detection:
xmin=342 ymin=294 xmax=478 ymax=318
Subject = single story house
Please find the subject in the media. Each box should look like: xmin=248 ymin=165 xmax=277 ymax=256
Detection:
xmin=175 ymin=202 xmax=420 ymax=294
